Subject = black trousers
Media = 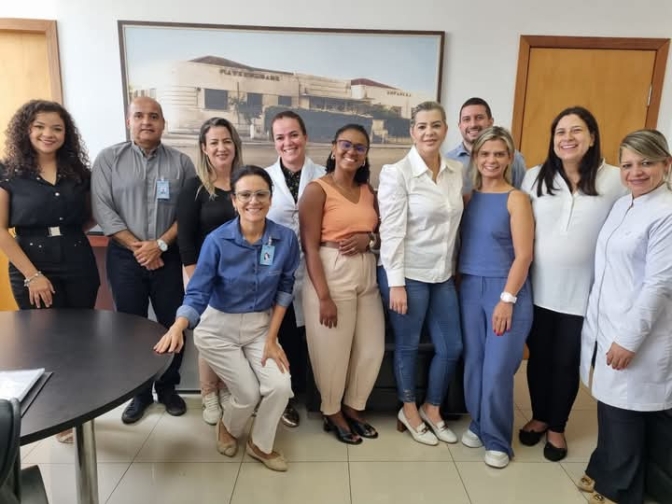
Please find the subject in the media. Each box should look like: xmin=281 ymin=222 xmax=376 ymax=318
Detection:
xmin=525 ymin=305 xmax=584 ymax=433
xmin=9 ymin=233 xmax=100 ymax=309
xmin=106 ymin=242 xmax=184 ymax=398
xmin=587 ymin=401 xmax=656 ymax=504
xmin=278 ymin=304 xmax=308 ymax=395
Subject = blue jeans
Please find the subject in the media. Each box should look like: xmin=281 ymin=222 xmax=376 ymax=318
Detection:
xmin=377 ymin=267 xmax=463 ymax=405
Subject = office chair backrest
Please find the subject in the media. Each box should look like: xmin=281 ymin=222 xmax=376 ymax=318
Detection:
xmin=0 ymin=398 xmax=21 ymax=504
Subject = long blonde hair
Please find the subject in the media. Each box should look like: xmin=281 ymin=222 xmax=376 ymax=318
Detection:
xmin=470 ymin=126 xmax=515 ymax=190
xmin=196 ymin=117 xmax=243 ymax=199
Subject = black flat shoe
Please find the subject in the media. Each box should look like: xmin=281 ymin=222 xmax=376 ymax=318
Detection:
xmin=281 ymin=403 xmax=300 ymax=428
xmin=518 ymin=428 xmax=547 ymax=446
xmin=323 ymin=416 xmax=362 ymax=445
xmin=543 ymin=438 xmax=568 ymax=462
xmin=345 ymin=415 xmax=378 ymax=439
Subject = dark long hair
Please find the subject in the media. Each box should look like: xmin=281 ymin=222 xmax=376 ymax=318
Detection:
xmin=3 ymin=100 xmax=90 ymax=182
xmin=535 ymin=106 xmax=602 ymax=197
xmin=325 ymin=124 xmax=371 ymax=185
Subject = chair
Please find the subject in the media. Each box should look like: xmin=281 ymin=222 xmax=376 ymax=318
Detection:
xmin=0 ymin=399 xmax=49 ymax=504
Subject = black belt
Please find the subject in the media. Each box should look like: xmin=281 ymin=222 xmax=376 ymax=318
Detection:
xmin=14 ymin=226 xmax=82 ymax=238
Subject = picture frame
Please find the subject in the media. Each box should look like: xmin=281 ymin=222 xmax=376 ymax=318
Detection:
xmin=118 ymin=21 xmax=445 ymax=184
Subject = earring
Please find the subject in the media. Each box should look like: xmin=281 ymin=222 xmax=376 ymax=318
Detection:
xmin=330 ymin=153 xmax=335 ymax=160
xmin=361 ymin=162 xmax=366 ymax=167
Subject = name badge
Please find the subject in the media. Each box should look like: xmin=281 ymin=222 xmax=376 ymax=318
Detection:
xmin=157 ymin=179 xmax=170 ymax=200
xmin=260 ymin=237 xmax=275 ymax=265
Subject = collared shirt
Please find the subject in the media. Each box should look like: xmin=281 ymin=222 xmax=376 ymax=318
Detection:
xmin=444 ymin=142 xmax=527 ymax=193
xmin=176 ymin=218 xmax=300 ymax=329
xmin=580 ymin=184 xmax=672 ymax=411
xmin=522 ymin=163 xmax=626 ymax=315
xmin=91 ymin=142 xmax=196 ymax=240
xmin=279 ymin=160 xmax=301 ymax=202
xmin=0 ymin=170 xmax=90 ymax=229
xmin=378 ymin=146 xmax=463 ymax=286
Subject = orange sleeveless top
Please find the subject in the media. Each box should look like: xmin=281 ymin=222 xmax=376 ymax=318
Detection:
xmin=313 ymin=178 xmax=378 ymax=242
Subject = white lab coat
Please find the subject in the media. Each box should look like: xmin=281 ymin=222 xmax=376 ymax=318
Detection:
xmin=265 ymin=157 xmax=326 ymax=326
xmin=580 ymin=184 xmax=672 ymax=412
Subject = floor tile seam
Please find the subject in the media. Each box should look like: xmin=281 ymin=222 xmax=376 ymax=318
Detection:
xmin=128 ymin=410 xmax=166 ymax=464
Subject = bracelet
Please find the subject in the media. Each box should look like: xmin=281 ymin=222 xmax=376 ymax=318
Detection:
xmin=24 ymin=271 xmax=43 ymax=287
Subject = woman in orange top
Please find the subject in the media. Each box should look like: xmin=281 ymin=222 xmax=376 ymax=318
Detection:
xmin=299 ymin=124 xmax=385 ymax=445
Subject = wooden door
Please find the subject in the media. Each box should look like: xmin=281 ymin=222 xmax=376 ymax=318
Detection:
xmin=512 ymin=36 xmax=669 ymax=168
xmin=0 ymin=19 xmax=62 ymax=310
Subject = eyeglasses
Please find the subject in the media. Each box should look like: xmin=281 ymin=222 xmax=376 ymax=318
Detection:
xmin=336 ymin=140 xmax=368 ymax=154
xmin=234 ymin=190 xmax=271 ymax=202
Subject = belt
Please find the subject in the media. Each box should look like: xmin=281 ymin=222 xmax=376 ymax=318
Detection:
xmin=14 ymin=226 xmax=82 ymax=238
xmin=320 ymin=241 xmax=340 ymax=249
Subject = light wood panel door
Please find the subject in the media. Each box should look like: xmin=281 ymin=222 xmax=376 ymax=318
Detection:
xmin=513 ymin=36 xmax=669 ymax=169
xmin=0 ymin=18 xmax=61 ymax=310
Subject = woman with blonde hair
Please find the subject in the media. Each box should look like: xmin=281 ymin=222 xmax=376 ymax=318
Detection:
xmin=458 ymin=126 xmax=534 ymax=468
xmin=377 ymin=101 xmax=464 ymax=446
xmin=176 ymin=117 xmax=243 ymax=425
xmin=578 ymin=129 xmax=672 ymax=504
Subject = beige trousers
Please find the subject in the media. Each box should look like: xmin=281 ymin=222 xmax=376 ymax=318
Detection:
xmin=303 ymin=248 xmax=385 ymax=415
xmin=194 ymin=306 xmax=293 ymax=453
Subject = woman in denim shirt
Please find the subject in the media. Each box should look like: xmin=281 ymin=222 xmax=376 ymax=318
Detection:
xmin=155 ymin=165 xmax=299 ymax=472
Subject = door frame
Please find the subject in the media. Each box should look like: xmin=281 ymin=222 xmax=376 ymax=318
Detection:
xmin=511 ymin=35 xmax=670 ymax=148
xmin=0 ymin=18 xmax=62 ymax=102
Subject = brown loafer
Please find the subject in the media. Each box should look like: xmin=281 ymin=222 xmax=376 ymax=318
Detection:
xmin=216 ymin=420 xmax=238 ymax=457
xmin=246 ymin=439 xmax=288 ymax=472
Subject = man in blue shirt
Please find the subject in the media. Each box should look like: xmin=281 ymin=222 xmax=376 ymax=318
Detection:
xmin=444 ymin=97 xmax=527 ymax=193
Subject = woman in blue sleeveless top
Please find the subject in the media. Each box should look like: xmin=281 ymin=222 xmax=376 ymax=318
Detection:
xmin=458 ymin=127 xmax=534 ymax=468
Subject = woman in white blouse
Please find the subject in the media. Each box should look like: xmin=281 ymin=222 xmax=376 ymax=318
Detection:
xmin=378 ymin=101 xmax=464 ymax=446
xmin=577 ymin=129 xmax=672 ymax=504
xmin=519 ymin=107 xmax=625 ymax=461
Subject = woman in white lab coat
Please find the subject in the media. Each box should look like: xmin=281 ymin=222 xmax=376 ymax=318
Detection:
xmin=578 ymin=129 xmax=672 ymax=504
xmin=265 ymin=110 xmax=325 ymax=428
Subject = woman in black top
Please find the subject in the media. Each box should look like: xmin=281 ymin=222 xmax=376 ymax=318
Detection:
xmin=0 ymin=100 xmax=99 ymax=444
xmin=176 ymin=117 xmax=242 ymax=425
xmin=0 ymin=100 xmax=99 ymax=310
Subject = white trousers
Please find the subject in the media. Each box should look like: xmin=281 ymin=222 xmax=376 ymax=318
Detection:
xmin=193 ymin=306 xmax=293 ymax=453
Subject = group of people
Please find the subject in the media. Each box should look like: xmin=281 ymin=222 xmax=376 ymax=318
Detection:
xmin=1 ymin=95 xmax=670 ymax=503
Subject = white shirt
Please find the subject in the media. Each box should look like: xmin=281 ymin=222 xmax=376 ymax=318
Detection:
xmin=265 ymin=157 xmax=325 ymax=326
xmin=378 ymin=146 xmax=463 ymax=286
xmin=521 ymin=162 xmax=626 ymax=315
xmin=580 ymin=185 xmax=672 ymax=411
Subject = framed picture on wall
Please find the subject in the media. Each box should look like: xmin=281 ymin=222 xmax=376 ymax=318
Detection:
xmin=117 ymin=21 xmax=445 ymax=185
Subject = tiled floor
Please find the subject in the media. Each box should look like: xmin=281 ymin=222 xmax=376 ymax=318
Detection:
xmin=21 ymin=362 xmax=660 ymax=504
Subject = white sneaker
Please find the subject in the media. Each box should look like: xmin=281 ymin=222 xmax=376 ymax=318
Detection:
xmin=202 ymin=392 xmax=223 ymax=425
xmin=396 ymin=409 xmax=438 ymax=446
xmin=418 ymin=407 xmax=457 ymax=443
xmin=484 ymin=450 xmax=510 ymax=468
xmin=461 ymin=429 xmax=483 ymax=448
xmin=218 ymin=387 xmax=231 ymax=411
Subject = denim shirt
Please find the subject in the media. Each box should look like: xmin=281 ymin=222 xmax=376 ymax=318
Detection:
xmin=176 ymin=218 xmax=300 ymax=328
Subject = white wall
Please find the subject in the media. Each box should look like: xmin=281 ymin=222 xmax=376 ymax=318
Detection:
xmin=3 ymin=0 xmax=672 ymax=158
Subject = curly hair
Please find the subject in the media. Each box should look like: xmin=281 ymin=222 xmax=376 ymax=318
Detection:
xmin=325 ymin=123 xmax=371 ymax=185
xmin=3 ymin=100 xmax=90 ymax=182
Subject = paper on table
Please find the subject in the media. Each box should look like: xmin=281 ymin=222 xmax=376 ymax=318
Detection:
xmin=0 ymin=368 xmax=46 ymax=402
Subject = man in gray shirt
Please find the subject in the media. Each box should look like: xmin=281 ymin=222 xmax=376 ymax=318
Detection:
xmin=92 ymin=97 xmax=196 ymax=424
xmin=444 ymin=97 xmax=527 ymax=193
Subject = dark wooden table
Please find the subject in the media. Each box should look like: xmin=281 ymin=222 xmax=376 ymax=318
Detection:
xmin=0 ymin=309 xmax=172 ymax=504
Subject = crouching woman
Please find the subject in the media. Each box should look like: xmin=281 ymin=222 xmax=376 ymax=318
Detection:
xmin=154 ymin=165 xmax=300 ymax=472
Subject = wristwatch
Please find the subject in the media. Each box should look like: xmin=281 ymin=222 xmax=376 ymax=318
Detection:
xmin=157 ymin=239 xmax=168 ymax=252
xmin=500 ymin=291 xmax=517 ymax=304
